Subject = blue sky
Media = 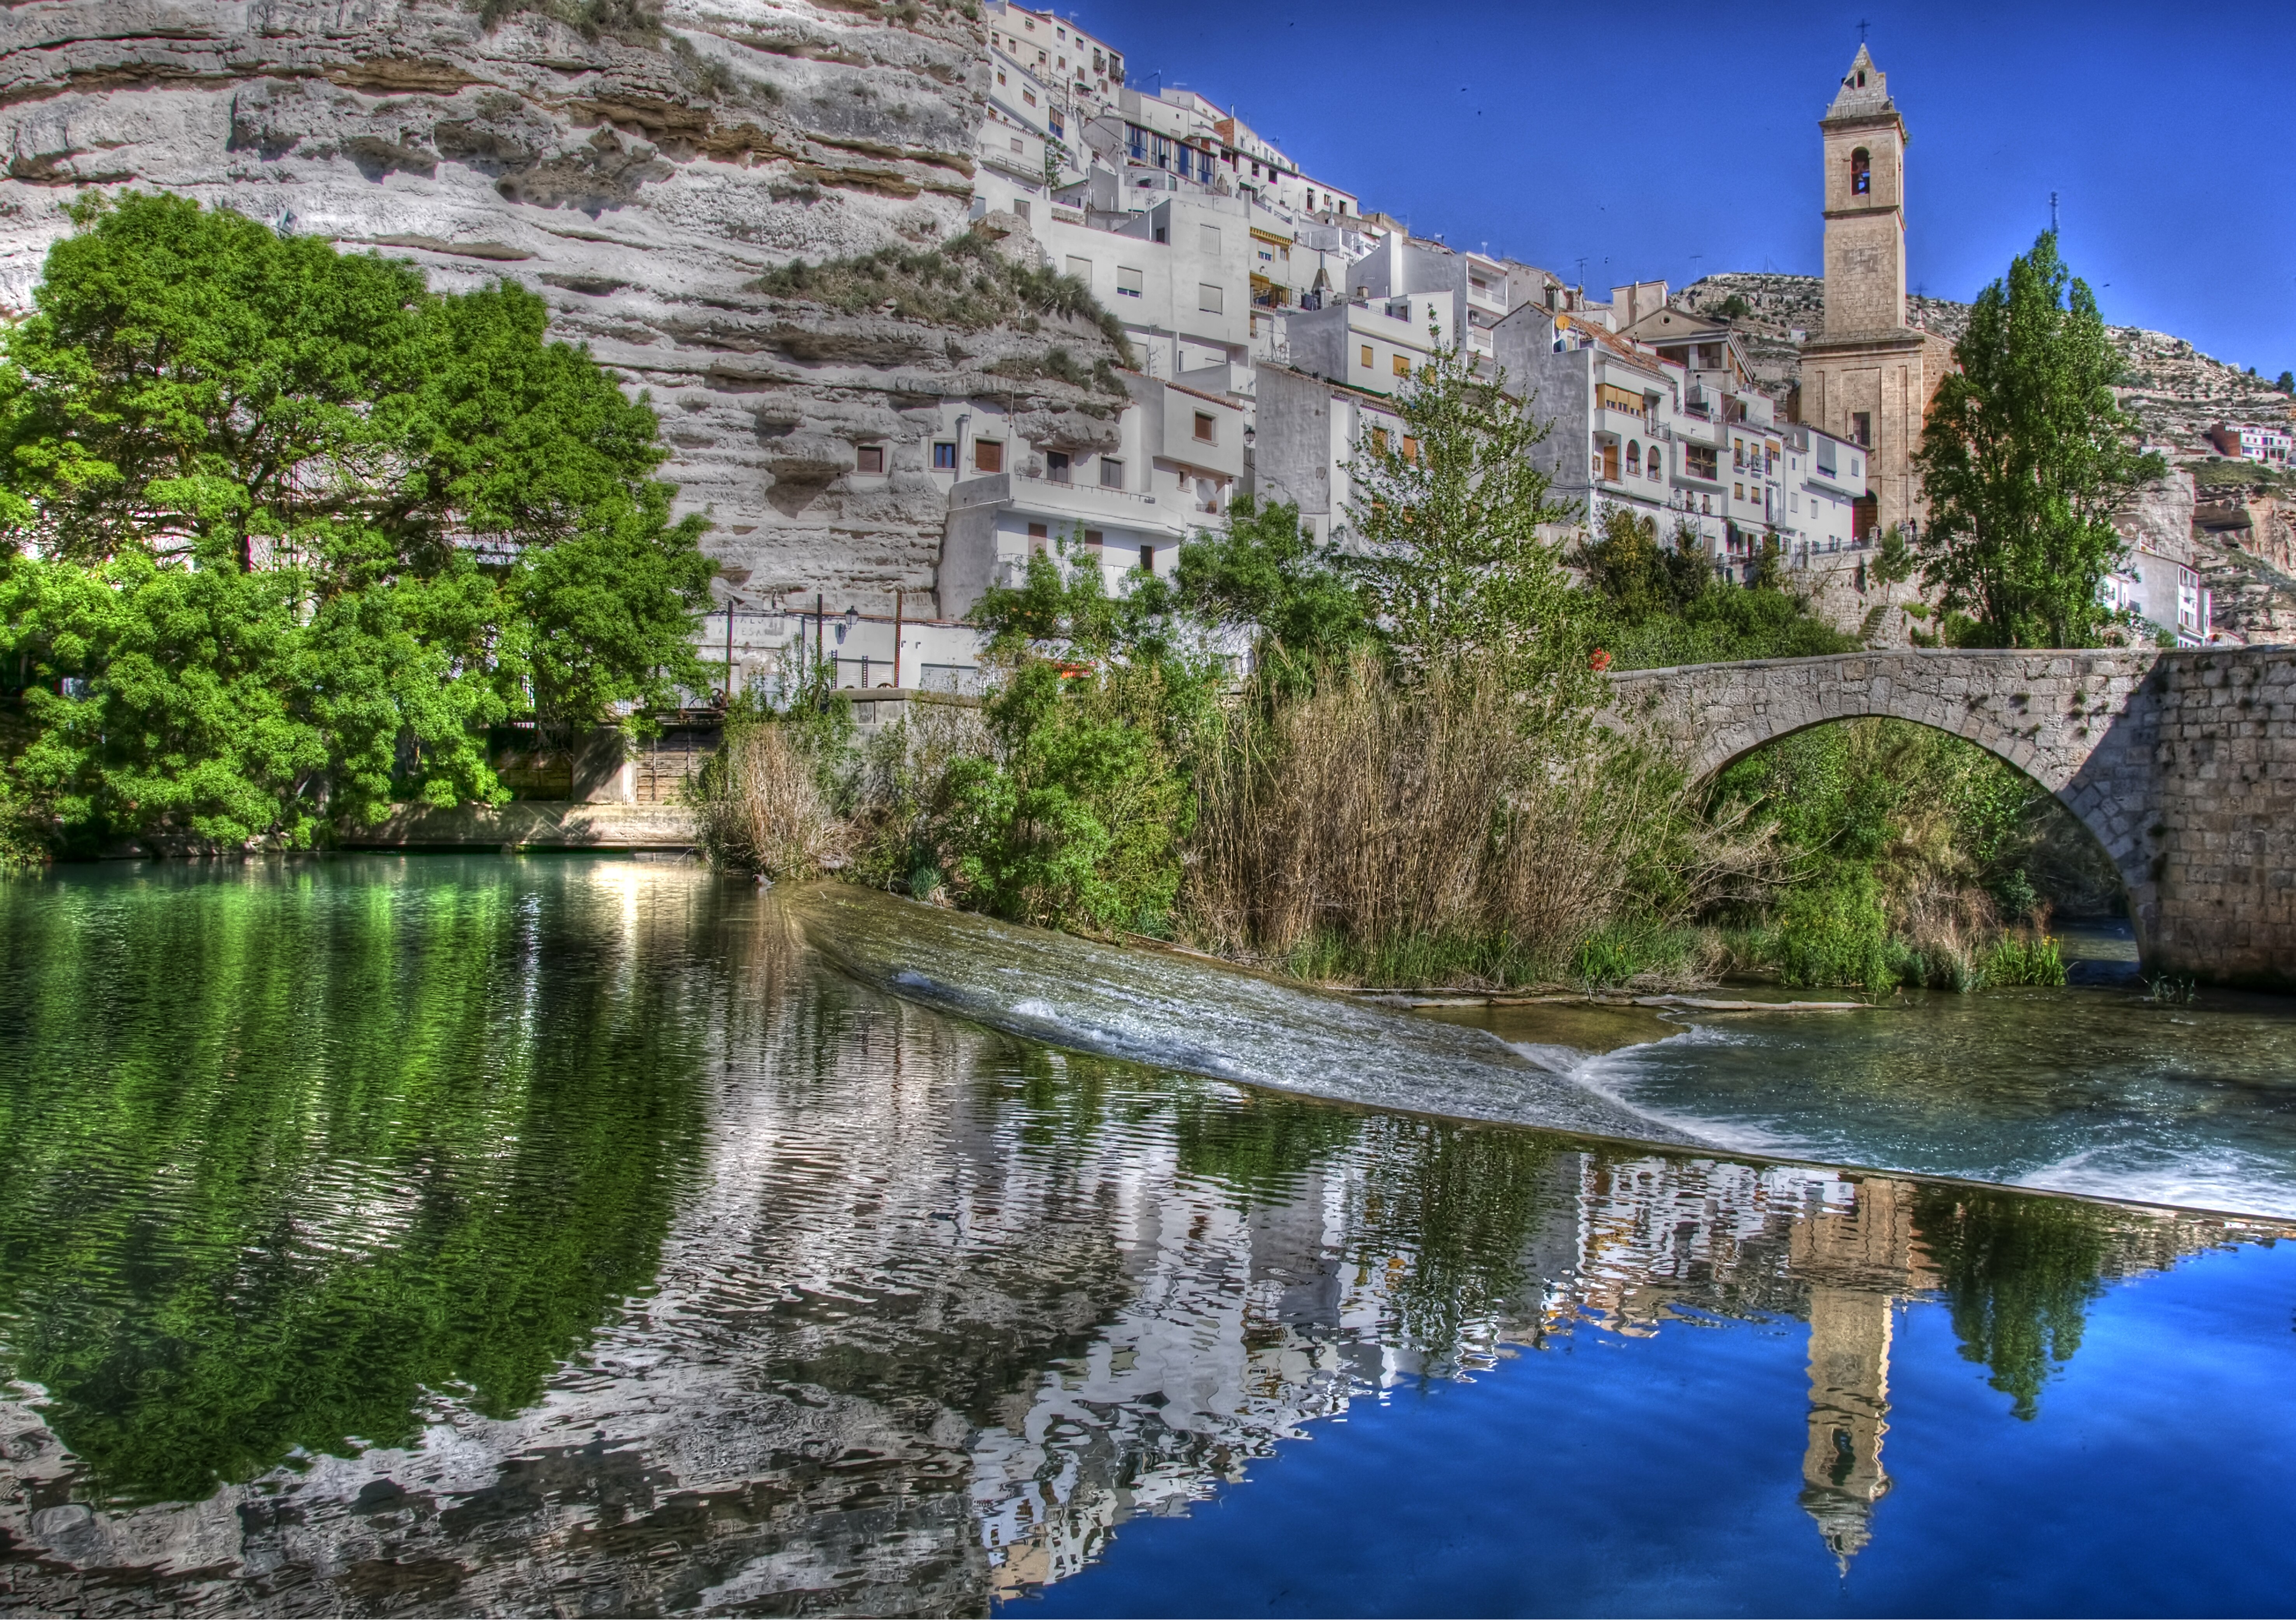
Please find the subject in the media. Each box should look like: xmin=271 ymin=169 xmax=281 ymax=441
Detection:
xmin=1065 ymin=0 xmax=2295 ymax=377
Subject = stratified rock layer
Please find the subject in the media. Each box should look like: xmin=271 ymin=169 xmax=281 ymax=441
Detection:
xmin=0 ymin=0 xmax=1118 ymax=612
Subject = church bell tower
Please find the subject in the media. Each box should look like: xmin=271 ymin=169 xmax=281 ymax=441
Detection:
xmin=1798 ymin=42 xmax=1948 ymax=539
xmin=1821 ymin=45 xmax=1907 ymax=338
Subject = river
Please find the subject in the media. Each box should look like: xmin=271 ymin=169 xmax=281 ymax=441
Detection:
xmin=1 ymin=857 xmax=2291 ymax=1615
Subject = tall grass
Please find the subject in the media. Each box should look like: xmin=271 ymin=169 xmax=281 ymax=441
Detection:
xmin=1183 ymin=655 xmax=1775 ymax=987
xmin=690 ymin=721 xmax=848 ymax=880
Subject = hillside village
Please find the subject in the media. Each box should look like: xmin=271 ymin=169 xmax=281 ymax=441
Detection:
xmin=796 ymin=2 xmax=2296 ymax=684
xmin=0 ymin=0 xmax=2288 ymax=685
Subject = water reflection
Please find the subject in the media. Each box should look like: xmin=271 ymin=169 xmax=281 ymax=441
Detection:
xmin=0 ymin=863 xmax=2284 ymax=1615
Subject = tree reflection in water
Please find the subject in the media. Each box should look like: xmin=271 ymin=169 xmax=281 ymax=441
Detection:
xmin=0 ymin=864 xmax=2282 ymax=1615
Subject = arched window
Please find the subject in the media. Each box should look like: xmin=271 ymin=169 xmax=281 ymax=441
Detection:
xmin=1626 ymin=441 xmax=1642 ymax=475
xmin=1851 ymin=148 xmax=1871 ymax=196
xmin=1648 ymin=447 xmax=1664 ymax=481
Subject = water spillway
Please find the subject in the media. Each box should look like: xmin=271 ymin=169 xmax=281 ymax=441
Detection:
xmin=785 ymin=883 xmax=1699 ymax=1148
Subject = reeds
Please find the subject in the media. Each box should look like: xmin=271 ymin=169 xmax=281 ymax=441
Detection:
xmin=1183 ymin=653 xmax=1776 ymax=987
xmin=690 ymin=721 xmax=848 ymax=880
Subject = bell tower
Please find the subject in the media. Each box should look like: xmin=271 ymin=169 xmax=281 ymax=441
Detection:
xmin=1798 ymin=41 xmax=1948 ymax=540
xmin=1821 ymin=45 xmax=1907 ymax=337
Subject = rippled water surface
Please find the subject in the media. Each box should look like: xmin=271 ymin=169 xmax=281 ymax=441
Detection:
xmin=2 ymin=859 xmax=2294 ymax=1617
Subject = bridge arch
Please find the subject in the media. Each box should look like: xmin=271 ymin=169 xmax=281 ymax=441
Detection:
xmin=1602 ymin=649 xmax=2170 ymax=967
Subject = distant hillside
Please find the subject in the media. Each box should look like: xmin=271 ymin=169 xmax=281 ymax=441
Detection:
xmin=1676 ymin=272 xmax=2296 ymax=454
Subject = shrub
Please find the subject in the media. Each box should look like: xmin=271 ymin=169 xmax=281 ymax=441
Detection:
xmin=751 ymin=230 xmax=1135 ymax=363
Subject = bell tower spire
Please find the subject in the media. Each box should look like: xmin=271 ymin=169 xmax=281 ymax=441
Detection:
xmin=1798 ymin=41 xmax=1949 ymax=546
xmin=1821 ymin=44 xmax=1908 ymax=337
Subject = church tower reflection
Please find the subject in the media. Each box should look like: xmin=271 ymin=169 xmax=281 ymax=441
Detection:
xmin=1788 ymin=1177 xmax=1936 ymax=1566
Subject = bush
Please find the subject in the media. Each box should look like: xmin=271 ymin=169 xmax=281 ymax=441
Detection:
xmin=688 ymin=680 xmax=855 ymax=879
xmin=751 ymin=229 xmax=1135 ymax=363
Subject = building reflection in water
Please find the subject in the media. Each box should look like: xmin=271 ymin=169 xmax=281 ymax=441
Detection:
xmin=0 ymin=874 xmax=2284 ymax=1614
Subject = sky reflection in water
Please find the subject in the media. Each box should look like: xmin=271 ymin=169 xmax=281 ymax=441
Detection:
xmin=0 ymin=859 xmax=2291 ymax=1617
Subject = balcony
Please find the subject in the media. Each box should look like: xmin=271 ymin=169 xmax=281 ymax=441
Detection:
xmin=1466 ymin=281 xmax=1508 ymax=316
xmin=981 ymin=470 xmax=1191 ymax=537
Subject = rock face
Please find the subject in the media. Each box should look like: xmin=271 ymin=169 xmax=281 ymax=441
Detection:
xmin=0 ymin=0 xmax=1117 ymax=613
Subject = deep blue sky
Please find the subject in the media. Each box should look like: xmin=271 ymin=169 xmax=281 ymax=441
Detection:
xmin=1066 ymin=0 xmax=2294 ymax=377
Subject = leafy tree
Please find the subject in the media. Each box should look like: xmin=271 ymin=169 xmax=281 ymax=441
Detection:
xmin=2277 ymin=370 xmax=2294 ymax=396
xmin=1576 ymin=507 xmax=1855 ymax=669
xmin=1171 ymin=494 xmax=1374 ymax=691
xmin=1911 ymin=232 xmax=2166 ymax=648
xmin=0 ymin=192 xmax=712 ymax=855
xmin=937 ymin=550 xmax=1222 ymax=934
xmin=1342 ymin=337 xmax=1587 ymax=699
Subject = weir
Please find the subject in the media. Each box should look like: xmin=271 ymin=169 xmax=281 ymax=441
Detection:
xmin=1606 ymin=647 xmax=2296 ymax=990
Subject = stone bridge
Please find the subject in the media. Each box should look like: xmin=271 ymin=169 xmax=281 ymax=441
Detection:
xmin=1605 ymin=648 xmax=2296 ymax=989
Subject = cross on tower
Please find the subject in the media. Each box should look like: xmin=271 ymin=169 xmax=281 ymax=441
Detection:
xmin=1857 ymin=19 xmax=1871 ymax=42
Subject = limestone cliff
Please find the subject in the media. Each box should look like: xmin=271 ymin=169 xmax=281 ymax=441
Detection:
xmin=0 ymin=0 xmax=1118 ymax=613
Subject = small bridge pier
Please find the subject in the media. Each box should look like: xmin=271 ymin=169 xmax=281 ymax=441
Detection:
xmin=1606 ymin=649 xmax=2296 ymax=990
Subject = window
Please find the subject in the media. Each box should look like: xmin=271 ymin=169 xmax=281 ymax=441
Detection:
xmin=856 ymin=445 xmax=885 ymax=474
xmin=1371 ymin=426 xmax=1390 ymax=453
xmin=1850 ymin=412 xmax=1871 ymax=448
xmin=1601 ymin=442 xmax=1620 ymax=481
xmin=1027 ymin=522 xmax=1049 ymax=556
xmin=1012 ymin=200 xmax=1029 ymax=224
xmin=1648 ymin=448 xmax=1664 ymax=481
xmin=1686 ymin=445 xmax=1718 ymax=480
xmin=975 ymin=440 xmax=1003 ymax=473
xmin=1139 ymin=544 xmax=1155 ymax=574
xmin=1083 ymin=529 xmax=1103 ymax=554
xmin=933 ymin=442 xmax=957 ymax=470
xmin=996 ymin=69 xmax=1006 ymax=85
xmin=1010 ymin=137 xmax=1023 ymax=153
xmin=1360 ymin=344 xmax=1374 ymax=368
xmin=1851 ymin=148 xmax=1870 ymax=196
xmin=1392 ymin=354 xmax=1410 ymax=377
xmin=1023 ymin=88 xmax=1037 ymax=106
xmin=1048 ymin=115 xmax=1062 ymax=138
xmin=1734 ymin=483 xmax=1745 ymax=501
xmin=1100 ymin=457 xmax=1124 ymax=488
xmin=1199 ymin=282 xmax=1223 ymax=314
xmin=1200 ymin=224 xmax=1221 ymax=253
xmin=1193 ymin=412 xmax=1216 ymax=443
xmin=1401 ymin=435 xmax=1420 ymax=462
xmin=1046 ymin=450 xmax=1071 ymax=483
xmin=1066 ymin=255 xmax=1092 ymax=282
xmin=1626 ymin=442 xmax=1642 ymax=476
xmin=1733 ymin=442 xmax=1746 ymax=471
xmin=1117 ymin=265 xmax=1143 ymax=297
xmin=1816 ymin=440 xmax=1836 ymax=476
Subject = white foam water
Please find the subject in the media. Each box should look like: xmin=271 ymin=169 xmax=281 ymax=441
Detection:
xmin=794 ymin=885 xmax=1698 ymax=1147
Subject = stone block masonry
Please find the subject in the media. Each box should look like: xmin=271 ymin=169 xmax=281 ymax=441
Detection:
xmin=1607 ymin=648 xmax=2296 ymax=990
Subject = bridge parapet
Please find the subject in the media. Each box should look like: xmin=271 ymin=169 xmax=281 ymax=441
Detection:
xmin=1601 ymin=648 xmax=2296 ymax=990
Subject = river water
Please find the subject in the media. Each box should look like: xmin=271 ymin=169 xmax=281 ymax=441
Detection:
xmin=2 ymin=858 xmax=2293 ymax=1615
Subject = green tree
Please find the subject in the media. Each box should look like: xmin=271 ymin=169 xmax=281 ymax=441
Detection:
xmin=1576 ymin=507 xmax=1855 ymax=669
xmin=0 ymin=192 xmax=712 ymax=855
xmin=1911 ymin=232 xmax=2166 ymax=648
xmin=1342 ymin=338 xmax=1586 ymax=697
xmin=937 ymin=550 xmax=1222 ymax=934
xmin=1171 ymin=494 xmax=1375 ymax=691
